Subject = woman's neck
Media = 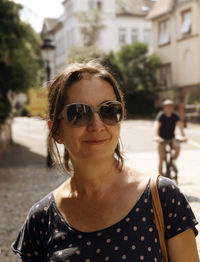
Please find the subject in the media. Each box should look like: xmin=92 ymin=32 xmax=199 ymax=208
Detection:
xmin=70 ymin=157 xmax=123 ymax=198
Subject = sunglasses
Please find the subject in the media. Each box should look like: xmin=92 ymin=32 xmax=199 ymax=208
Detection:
xmin=59 ymin=100 xmax=124 ymax=127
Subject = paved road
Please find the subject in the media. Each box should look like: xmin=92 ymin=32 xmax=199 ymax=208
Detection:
xmin=0 ymin=117 xmax=200 ymax=261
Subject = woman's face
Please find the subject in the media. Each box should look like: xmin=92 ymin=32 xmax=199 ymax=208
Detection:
xmin=58 ymin=77 xmax=121 ymax=165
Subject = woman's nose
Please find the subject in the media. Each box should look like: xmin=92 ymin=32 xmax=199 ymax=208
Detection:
xmin=87 ymin=112 xmax=105 ymax=132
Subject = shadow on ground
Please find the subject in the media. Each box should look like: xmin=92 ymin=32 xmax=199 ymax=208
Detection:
xmin=186 ymin=195 xmax=200 ymax=203
xmin=0 ymin=144 xmax=65 ymax=262
xmin=0 ymin=143 xmax=46 ymax=168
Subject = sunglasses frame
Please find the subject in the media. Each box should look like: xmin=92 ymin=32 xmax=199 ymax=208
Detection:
xmin=58 ymin=100 xmax=124 ymax=127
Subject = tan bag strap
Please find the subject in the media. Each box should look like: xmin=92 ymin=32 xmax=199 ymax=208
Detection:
xmin=150 ymin=175 xmax=169 ymax=262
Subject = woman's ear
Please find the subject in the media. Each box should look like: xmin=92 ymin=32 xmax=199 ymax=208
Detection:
xmin=47 ymin=119 xmax=63 ymax=144
xmin=47 ymin=119 xmax=52 ymax=131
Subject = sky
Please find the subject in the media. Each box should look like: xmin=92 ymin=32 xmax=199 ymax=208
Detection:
xmin=13 ymin=0 xmax=64 ymax=32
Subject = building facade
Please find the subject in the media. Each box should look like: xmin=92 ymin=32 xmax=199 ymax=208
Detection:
xmin=41 ymin=0 xmax=154 ymax=76
xmin=148 ymin=0 xmax=200 ymax=107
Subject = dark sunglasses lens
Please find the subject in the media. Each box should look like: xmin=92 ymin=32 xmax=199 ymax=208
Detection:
xmin=100 ymin=102 xmax=123 ymax=124
xmin=67 ymin=104 xmax=92 ymax=126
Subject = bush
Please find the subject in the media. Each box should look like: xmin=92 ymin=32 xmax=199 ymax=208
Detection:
xmin=102 ymin=42 xmax=162 ymax=117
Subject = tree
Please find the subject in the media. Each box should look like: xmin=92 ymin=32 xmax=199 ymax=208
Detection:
xmin=67 ymin=8 xmax=105 ymax=63
xmin=0 ymin=0 xmax=44 ymax=124
xmin=77 ymin=9 xmax=105 ymax=47
xmin=67 ymin=44 xmax=105 ymax=64
xmin=102 ymin=42 xmax=162 ymax=116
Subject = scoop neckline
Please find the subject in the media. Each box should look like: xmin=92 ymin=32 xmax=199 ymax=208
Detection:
xmin=51 ymin=179 xmax=150 ymax=236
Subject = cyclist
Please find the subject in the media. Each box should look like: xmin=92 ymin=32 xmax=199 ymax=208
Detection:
xmin=154 ymin=99 xmax=187 ymax=175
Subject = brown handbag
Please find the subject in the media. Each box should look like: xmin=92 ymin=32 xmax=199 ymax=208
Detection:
xmin=150 ymin=175 xmax=169 ymax=262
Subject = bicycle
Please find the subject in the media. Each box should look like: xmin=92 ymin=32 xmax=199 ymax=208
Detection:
xmin=162 ymin=139 xmax=180 ymax=184
xmin=155 ymin=137 xmax=186 ymax=184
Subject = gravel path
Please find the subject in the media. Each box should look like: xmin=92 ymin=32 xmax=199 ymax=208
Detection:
xmin=0 ymin=143 xmax=66 ymax=262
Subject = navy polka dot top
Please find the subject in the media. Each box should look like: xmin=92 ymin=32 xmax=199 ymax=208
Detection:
xmin=11 ymin=177 xmax=198 ymax=261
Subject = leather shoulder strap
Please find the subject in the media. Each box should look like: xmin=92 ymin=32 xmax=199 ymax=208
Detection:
xmin=150 ymin=175 xmax=169 ymax=262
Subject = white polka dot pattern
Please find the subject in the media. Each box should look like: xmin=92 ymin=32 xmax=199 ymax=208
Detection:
xmin=11 ymin=178 xmax=198 ymax=261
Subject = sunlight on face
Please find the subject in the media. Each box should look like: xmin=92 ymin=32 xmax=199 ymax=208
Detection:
xmin=59 ymin=77 xmax=121 ymax=164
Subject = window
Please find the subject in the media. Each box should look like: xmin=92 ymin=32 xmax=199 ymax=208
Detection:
xmin=119 ymin=28 xmax=126 ymax=45
xmin=143 ymin=29 xmax=151 ymax=45
xmin=159 ymin=19 xmax=170 ymax=46
xmin=89 ymin=0 xmax=102 ymax=10
xmin=131 ymin=28 xmax=138 ymax=43
xmin=121 ymin=4 xmax=130 ymax=13
xmin=159 ymin=64 xmax=172 ymax=89
xmin=181 ymin=10 xmax=191 ymax=36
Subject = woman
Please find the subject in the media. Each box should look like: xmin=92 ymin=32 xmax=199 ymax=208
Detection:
xmin=12 ymin=62 xmax=199 ymax=261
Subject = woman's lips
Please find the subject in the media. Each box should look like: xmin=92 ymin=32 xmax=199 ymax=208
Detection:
xmin=84 ymin=139 xmax=108 ymax=145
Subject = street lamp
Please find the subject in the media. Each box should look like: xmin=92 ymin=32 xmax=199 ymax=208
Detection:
xmin=41 ymin=38 xmax=55 ymax=168
xmin=41 ymin=38 xmax=55 ymax=82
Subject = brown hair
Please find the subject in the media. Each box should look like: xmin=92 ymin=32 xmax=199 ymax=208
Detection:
xmin=47 ymin=61 xmax=125 ymax=172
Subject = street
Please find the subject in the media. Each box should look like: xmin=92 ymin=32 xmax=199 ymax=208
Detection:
xmin=0 ymin=117 xmax=200 ymax=261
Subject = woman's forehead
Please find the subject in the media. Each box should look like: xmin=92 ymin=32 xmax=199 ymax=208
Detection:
xmin=65 ymin=78 xmax=117 ymax=105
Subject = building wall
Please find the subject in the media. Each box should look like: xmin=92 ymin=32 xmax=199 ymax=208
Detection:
xmin=152 ymin=13 xmax=177 ymax=86
xmin=54 ymin=25 xmax=66 ymax=73
xmin=174 ymin=1 xmax=200 ymax=87
xmin=47 ymin=0 xmax=153 ymax=74
xmin=115 ymin=16 xmax=153 ymax=52
xmin=151 ymin=0 xmax=200 ymax=103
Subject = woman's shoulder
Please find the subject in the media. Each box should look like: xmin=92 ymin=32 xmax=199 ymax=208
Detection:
xmin=157 ymin=176 xmax=180 ymax=195
xmin=156 ymin=176 xmax=199 ymax=239
xmin=156 ymin=176 xmax=183 ymax=204
xmin=124 ymin=167 xmax=151 ymax=202
xmin=156 ymin=176 xmax=196 ymax=220
xmin=158 ymin=176 xmax=177 ymax=187
xmin=27 ymin=192 xmax=55 ymax=220
xmin=125 ymin=167 xmax=151 ymax=189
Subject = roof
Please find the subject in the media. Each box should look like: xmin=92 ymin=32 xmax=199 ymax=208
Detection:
xmin=116 ymin=0 xmax=155 ymax=17
xmin=44 ymin=18 xmax=59 ymax=31
xmin=42 ymin=0 xmax=155 ymax=34
xmin=147 ymin=0 xmax=174 ymax=20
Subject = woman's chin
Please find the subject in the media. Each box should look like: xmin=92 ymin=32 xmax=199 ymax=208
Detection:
xmin=80 ymin=151 xmax=113 ymax=163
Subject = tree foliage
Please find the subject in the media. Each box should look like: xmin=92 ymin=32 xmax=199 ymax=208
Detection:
xmin=0 ymin=0 xmax=44 ymax=124
xmin=67 ymin=8 xmax=105 ymax=63
xmin=67 ymin=44 xmax=105 ymax=64
xmin=77 ymin=9 xmax=105 ymax=47
xmin=102 ymin=42 xmax=162 ymax=116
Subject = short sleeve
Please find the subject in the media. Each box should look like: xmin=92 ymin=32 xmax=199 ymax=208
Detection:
xmin=156 ymin=111 xmax=163 ymax=122
xmin=11 ymin=207 xmax=44 ymax=261
xmin=158 ymin=177 xmax=198 ymax=240
xmin=174 ymin=112 xmax=180 ymax=122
